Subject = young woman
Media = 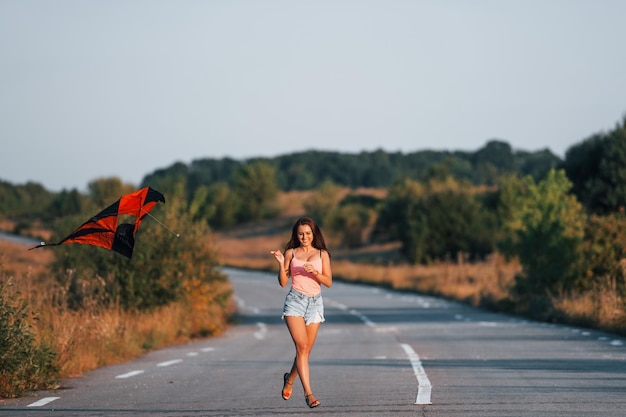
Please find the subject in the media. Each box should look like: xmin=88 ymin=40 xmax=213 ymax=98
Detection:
xmin=270 ymin=217 xmax=332 ymax=409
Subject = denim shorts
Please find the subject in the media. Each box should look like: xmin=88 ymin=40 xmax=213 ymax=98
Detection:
xmin=282 ymin=288 xmax=325 ymax=325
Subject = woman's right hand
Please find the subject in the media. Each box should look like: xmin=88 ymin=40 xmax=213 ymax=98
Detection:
xmin=270 ymin=250 xmax=284 ymax=264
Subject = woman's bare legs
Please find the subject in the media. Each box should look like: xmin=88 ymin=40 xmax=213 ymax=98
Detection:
xmin=284 ymin=316 xmax=321 ymax=400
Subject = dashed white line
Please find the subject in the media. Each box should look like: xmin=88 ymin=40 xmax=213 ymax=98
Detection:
xmin=401 ymin=343 xmax=433 ymax=405
xmin=234 ymin=296 xmax=260 ymax=314
xmin=27 ymin=397 xmax=60 ymax=407
xmin=115 ymin=370 xmax=145 ymax=379
xmin=349 ymin=309 xmax=376 ymax=327
xmin=326 ymin=299 xmax=349 ymax=311
xmin=157 ymin=359 xmax=183 ymax=367
xmin=201 ymin=347 xmax=215 ymax=352
xmin=254 ymin=322 xmax=267 ymax=340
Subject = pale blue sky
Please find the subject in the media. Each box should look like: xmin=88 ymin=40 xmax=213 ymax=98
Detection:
xmin=1 ymin=0 xmax=625 ymax=191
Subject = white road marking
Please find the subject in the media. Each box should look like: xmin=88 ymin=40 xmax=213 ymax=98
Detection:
xmin=157 ymin=359 xmax=183 ymax=367
xmin=401 ymin=343 xmax=433 ymax=405
xmin=115 ymin=370 xmax=145 ymax=379
xmin=254 ymin=322 xmax=267 ymax=340
xmin=349 ymin=309 xmax=376 ymax=327
xmin=27 ymin=397 xmax=60 ymax=407
xmin=233 ymin=295 xmax=245 ymax=309
xmin=201 ymin=347 xmax=215 ymax=352
xmin=187 ymin=352 xmax=199 ymax=356
xmin=327 ymin=299 xmax=349 ymax=311
xmin=610 ymin=340 xmax=623 ymax=346
xmin=234 ymin=296 xmax=260 ymax=313
xmin=375 ymin=326 xmax=398 ymax=333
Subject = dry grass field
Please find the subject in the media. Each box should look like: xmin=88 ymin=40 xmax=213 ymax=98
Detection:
xmin=0 ymin=238 xmax=230 ymax=383
xmin=216 ymin=189 xmax=625 ymax=335
xmin=216 ymin=188 xmax=521 ymax=311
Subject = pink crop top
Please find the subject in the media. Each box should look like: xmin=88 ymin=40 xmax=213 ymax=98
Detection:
xmin=290 ymin=249 xmax=323 ymax=296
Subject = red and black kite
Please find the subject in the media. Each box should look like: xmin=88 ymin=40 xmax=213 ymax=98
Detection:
xmin=31 ymin=187 xmax=165 ymax=258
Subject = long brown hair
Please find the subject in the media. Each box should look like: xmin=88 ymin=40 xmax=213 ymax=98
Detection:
xmin=284 ymin=217 xmax=330 ymax=256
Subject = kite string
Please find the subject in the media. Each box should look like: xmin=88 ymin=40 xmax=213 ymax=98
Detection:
xmin=144 ymin=211 xmax=180 ymax=237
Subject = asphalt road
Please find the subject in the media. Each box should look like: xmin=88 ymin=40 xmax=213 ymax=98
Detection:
xmin=1 ymin=267 xmax=625 ymax=416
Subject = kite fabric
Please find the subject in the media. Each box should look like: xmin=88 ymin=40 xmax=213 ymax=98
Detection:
xmin=31 ymin=187 xmax=165 ymax=258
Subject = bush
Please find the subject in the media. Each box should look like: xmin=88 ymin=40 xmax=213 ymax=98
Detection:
xmin=0 ymin=278 xmax=58 ymax=398
xmin=581 ymin=213 xmax=626 ymax=297
xmin=498 ymin=170 xmax=586 ymax=296
xmin=374 ymin=177 xmax=497 ymax=263
xmin=50 ymin=182 xmax=231 ymax=318
xmin=302 ymin=180 xmax=343 ymax=227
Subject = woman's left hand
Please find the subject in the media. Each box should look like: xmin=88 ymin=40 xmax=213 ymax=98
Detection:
xmin=303 ymin=263 xmax=318 ymax=276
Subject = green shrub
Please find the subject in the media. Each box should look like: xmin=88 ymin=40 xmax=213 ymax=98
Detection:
xmin=0 ymin=278 xmax=58 ymax=398
xmin=581 ymin=213 xmax=626 ymax=296
xmin=374 ymin=177 xmax=497 ymax=263
xmin=50 ymin=182 xmax=229 ymax=313
xmin=498 ymin=170 xmax=586 ymax=296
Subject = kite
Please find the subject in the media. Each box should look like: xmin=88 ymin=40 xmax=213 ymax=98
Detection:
xmin=31 ymin=187 xmax=166 ymax=258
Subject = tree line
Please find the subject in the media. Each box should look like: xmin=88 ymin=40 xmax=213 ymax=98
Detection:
xmin=141 ymin=139 xmax=560 ymax=192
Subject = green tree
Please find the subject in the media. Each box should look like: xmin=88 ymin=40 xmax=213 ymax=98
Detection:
xmin=46 ymin=189 xmax=84 ymax=218
xmin=190 ymin=183 xmax=240 ymax=229
xmin=372 ymin=177 xmax=424 ymax=244
xmin=88 ymin=177 xmax=136 ymax=209
xmin=562 ymin=115 xmax=626 ymax=214
xmin=233 ymin=161 xmax=279 ymax=222
xmin=0 ymin=180 xmax=53 ymax=218
xmin=404 ymin=178 xmax=496 ymax=263
xmin=327 ymin=202 xmax=375 ymax=248
xmin=302 ymin=180 xmax=343 ymax=226
xmin=374 ymin=177 xmax=496 ymax=263
xmin=498 ymin=170 xmax=586 ymax=295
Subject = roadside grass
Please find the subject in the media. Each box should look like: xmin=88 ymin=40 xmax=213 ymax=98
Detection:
xmin=217 ymin=231 xmax=520 ymax=309
xmin=0 ymin=239 xmax=232 ymax=397
xmin=550 ymin=277 xmax=626 ymax=332
xmin=217 ymin=225 xmax=626 ymax=336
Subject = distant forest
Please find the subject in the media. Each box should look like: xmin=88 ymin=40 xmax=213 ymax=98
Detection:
xmin=142 ymin=140 xmax=561 ymax=191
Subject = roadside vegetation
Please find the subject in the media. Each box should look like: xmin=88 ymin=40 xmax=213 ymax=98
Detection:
xmin=1 ymin=114 xmax=625 ymax=398
xmin=0 ymin=180 xmax=232 ymax=398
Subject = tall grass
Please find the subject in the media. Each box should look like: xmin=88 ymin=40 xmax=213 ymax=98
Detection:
xmin=217 ymin=230 xmax=625 ymax=336
xmin=218 ymin=232 xmax=519 ymax=307
xmin=0 ymin=239 xmax=232 ymax=397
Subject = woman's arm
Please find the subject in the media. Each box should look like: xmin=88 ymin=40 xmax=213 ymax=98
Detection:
xmin=271 ymin=249 xmax=292 ymax=288
xmin=313 ymin=250 xmax=332 ymax=288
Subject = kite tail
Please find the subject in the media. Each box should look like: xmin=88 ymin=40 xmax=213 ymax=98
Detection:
xmin=29 ymin=242 xmax=58 ymax=251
